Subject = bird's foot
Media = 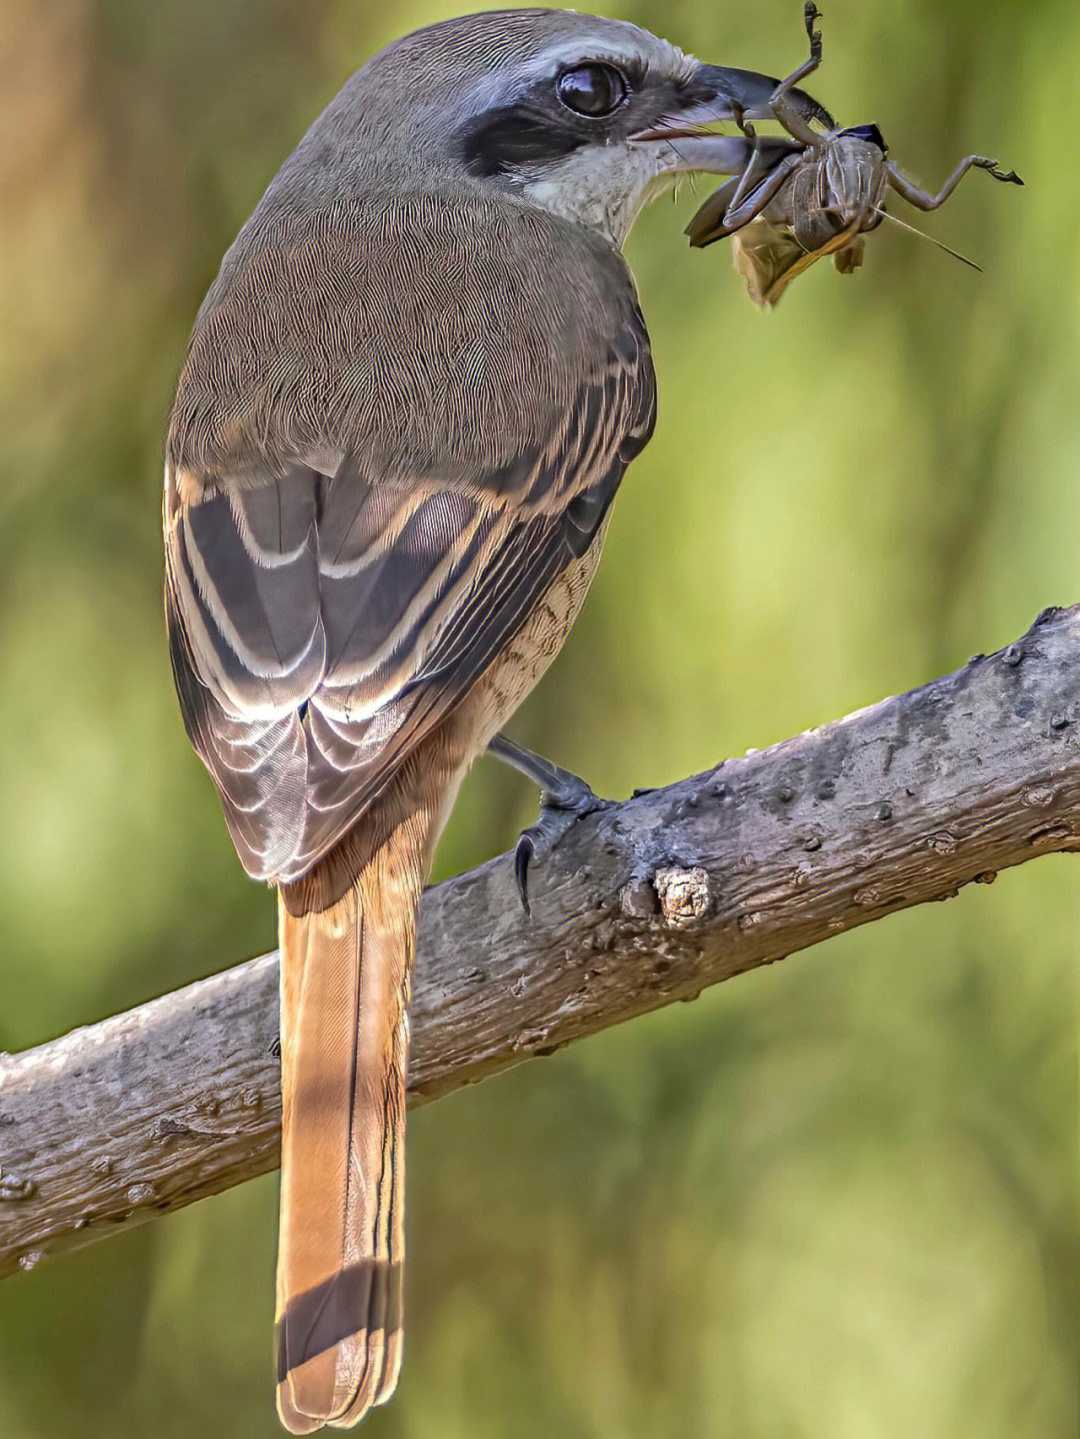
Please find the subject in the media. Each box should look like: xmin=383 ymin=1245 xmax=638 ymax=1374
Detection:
xmin=514 ymin=781 xmax=612 ymax=915
xmin=487 ymin=734 xmax=613 ymax=915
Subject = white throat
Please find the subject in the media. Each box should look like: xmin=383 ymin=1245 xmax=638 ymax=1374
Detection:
xmin=519 ymin=141 xmax=679 ymax=248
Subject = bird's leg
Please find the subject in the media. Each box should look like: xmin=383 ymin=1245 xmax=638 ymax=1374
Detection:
xmin=487 ymin=733 xmax=612 ymax=915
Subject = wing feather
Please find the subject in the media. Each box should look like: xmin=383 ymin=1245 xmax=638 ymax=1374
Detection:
xmin=166 ymin=263 xmax=655 ymax=884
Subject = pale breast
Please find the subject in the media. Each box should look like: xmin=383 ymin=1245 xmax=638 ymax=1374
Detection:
xmin=466 ymin=513 xmax=613 ymax=754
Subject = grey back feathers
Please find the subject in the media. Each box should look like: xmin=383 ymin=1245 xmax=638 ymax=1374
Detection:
xmin=166 ymin=111 xmax=655 ymax=888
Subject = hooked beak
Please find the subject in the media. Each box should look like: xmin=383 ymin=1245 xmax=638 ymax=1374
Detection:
xmin=630 ymin=61 xmax=833 ymax=176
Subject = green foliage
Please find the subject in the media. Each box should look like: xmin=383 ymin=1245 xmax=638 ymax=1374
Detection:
xmin=0 ymin=1 xmax=1076 ymax=1434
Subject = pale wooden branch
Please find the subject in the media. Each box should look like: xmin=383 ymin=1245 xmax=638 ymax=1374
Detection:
xmin=3 ymin=606 xmax=1080 ymax=1279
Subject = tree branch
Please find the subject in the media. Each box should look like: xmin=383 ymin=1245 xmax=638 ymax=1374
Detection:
xmin=3 ymin=606 xmax=1079 ymax=1279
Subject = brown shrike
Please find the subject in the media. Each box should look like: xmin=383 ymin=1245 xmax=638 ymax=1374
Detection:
xmin=163 ymin=9 xmax=825 ymax=1430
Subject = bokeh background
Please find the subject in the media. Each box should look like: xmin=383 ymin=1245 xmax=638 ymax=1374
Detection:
xmin=2 ymin=0 xmax=1078 ymax=1435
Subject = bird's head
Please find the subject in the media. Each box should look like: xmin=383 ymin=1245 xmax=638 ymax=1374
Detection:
xmin=282 ymin=8 xmax=829 ymax=248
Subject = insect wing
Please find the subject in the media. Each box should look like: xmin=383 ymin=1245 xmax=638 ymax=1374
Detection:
xmin=729 ymin=218 xmax=824 ymax=307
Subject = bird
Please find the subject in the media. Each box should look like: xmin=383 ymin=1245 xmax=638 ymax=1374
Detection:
xmin=163 ymin=9 xmax=826 ymax=1430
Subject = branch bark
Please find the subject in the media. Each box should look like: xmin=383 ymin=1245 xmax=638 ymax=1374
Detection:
xmin=3 ymin=606 xmax=1079 ymax=1279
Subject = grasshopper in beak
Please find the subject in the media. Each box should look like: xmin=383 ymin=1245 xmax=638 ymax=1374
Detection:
xmin=687 ymin=4 xmax=1023 ymax=306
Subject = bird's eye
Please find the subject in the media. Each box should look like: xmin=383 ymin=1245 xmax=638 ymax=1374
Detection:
xmin=556 ymin=63 xmax=628 ymax=118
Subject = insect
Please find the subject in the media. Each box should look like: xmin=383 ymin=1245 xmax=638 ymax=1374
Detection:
xmin=686 ymin=4 xmax=1024 ymax=306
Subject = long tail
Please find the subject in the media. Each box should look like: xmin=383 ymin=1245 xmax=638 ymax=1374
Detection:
xmin=274 ymin=779 xmax=440 ymax=1431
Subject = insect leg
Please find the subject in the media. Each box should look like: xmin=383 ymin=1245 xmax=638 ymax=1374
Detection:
xmin=885 ymin=156 xmax=1024 ymax=211
xmin=770 ymin=3 xmax=827 ymax=146
xmin=708 ymin=150 xmax=806 ymax=239
xmin=684 ymin=137 xmax=805 ymax=245
xmin=726 ymin=103 xmax=764 ymax=214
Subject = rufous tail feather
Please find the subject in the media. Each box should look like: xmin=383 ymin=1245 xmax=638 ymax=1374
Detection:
xmin=274 ymin=784 xmax=438 ymax=1431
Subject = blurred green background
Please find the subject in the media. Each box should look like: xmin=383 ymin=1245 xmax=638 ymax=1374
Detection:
xmin=1 ymin=0 xmax=1077 ymax=1435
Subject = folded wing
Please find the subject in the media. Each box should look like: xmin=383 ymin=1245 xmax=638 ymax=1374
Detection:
xmin=165 ymin=341 xmax=654 ymax=884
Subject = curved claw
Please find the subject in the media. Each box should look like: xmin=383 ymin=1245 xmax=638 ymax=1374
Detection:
xmin=512 ymin=790 xmax=613 ymax=917
xmin=487 ymin=735 xmax=616 ymax=916
xmin=514 ymin=830 xmax=536 ymax=915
